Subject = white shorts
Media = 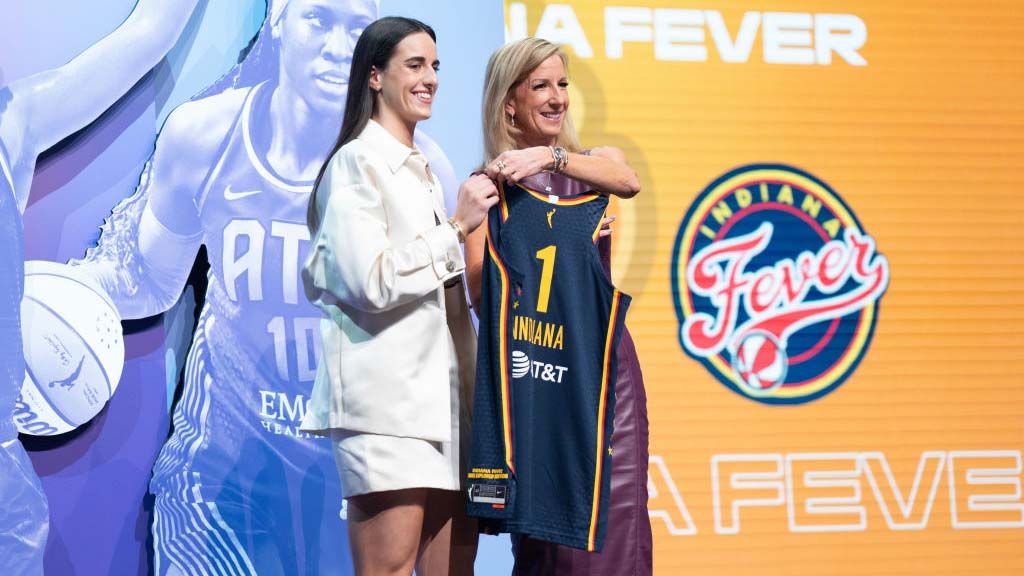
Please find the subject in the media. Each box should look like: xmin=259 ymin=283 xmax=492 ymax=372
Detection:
xmin=330 ymin=329 xmax=469 ymax=499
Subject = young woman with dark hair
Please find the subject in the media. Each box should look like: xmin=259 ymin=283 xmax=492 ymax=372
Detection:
xmin=301 ymin=16 xmax=497 ymax=576
xmin=69 ymin=3 xmax=424 ymax=573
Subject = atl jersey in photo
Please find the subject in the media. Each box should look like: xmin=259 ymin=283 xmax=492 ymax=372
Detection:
xmin=146 ymin=84 xmax=346 ymax=575
xmin=467 ymin=181 xmax=630 ymax=552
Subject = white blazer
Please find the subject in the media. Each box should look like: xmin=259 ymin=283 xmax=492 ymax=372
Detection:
xmin=300 ymin=120 xmax=476 ymax=442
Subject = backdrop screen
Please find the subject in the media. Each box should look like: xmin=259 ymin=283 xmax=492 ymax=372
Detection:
xmin=509 ymin=1 xmax=1024 ymax=573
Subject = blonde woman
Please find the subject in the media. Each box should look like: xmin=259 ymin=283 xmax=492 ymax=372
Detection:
xmin=465 ymin=37 xmax=652 ymax=575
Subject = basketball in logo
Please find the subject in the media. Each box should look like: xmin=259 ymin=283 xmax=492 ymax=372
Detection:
xmin=671 ymin=164 xmax=890 ymax=404
xmin=732 ymin=331 xmax=787 ymax=395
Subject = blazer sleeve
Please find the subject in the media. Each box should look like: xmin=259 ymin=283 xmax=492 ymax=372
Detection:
xmin=303 ymin=148 xmax=464 ymax=314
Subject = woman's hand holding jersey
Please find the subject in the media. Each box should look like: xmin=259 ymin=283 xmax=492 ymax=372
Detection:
xmin=483 ymin=146 xmax=553 ymax=185
xmin=452 ymin=173 xmax=500 ymax=236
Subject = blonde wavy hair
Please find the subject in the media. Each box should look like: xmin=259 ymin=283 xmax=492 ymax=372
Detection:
xmin=481 ymin=37 xmax=582 ymax=165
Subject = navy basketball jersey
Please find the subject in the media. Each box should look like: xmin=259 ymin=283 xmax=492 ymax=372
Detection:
xmin=468 ymin=181 xmax=630 ymax=552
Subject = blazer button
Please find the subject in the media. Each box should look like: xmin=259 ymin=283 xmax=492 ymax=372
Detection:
xmin=446 ymin=260 xmax=456 ymax=272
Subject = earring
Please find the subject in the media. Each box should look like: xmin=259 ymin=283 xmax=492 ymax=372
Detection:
xmin=509 ymin=112 xmax=515 ymax=128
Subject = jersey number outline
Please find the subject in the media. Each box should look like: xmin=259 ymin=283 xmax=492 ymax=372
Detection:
xmin=266 ymin=315 xmax=322 ymax=382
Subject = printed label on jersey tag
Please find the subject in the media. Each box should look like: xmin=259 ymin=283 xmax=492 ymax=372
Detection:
xmin=469 ymin=483 xmax=508 ymax=505
xmin=468 ymin=467 xmax=509 ymax=480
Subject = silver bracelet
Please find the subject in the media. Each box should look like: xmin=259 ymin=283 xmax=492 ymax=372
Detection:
xmin=552 ymin=146 xmax=567 ymax=173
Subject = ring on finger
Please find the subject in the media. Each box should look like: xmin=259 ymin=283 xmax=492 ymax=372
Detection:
xmin=496 ymin=160 xmax=507 ymax=172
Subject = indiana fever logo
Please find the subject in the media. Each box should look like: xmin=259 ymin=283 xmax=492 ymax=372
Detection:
xmin=671 ymin=164 xmax=889 ymax=404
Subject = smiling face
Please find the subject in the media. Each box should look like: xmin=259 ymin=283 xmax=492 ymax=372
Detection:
xmin=276 ymin=0 xmax=377 ymax=116
xmin=506 ymin=54 xmax=569 ymax=148
xmin=370 ymin=31 xmax=439 ymax=133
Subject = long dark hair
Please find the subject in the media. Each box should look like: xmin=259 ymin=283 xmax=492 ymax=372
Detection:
xmin=307 ymin=16 xmax=436 ymax=231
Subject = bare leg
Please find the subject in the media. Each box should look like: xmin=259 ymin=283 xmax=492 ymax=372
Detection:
xmin=347 ymin=489 xmax=427 ymax=576
xmin=416 ymin=489 xmax=478 ymax=576
xmin=449 ymin=494 xmax=479 ymax=576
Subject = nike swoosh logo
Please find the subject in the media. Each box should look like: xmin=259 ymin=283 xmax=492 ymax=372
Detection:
xmin=224 ymin=185 xmax=262 ymax=201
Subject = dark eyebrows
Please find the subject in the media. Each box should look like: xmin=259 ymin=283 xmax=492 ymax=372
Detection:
xmin=404 ymin=56 xmax=441 ymax=67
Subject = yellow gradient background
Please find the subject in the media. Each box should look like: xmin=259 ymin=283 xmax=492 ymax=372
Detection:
xmin=508 ymin=1 xmax=1024 ymax=574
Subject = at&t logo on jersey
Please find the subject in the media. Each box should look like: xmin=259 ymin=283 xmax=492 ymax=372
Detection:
xmin=671 ymin=164 xmax=890 ymax=404
xmin=511 ymin=350 xmax=569 ymax=383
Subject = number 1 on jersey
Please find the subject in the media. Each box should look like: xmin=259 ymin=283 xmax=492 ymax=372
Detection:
xmin=535 ymin=245 xmax=557 ymax=313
